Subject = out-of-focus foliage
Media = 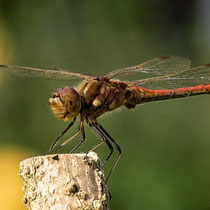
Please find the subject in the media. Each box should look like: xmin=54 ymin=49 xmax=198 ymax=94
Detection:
xmin=0 ymin=0 xmax=210 ymax=209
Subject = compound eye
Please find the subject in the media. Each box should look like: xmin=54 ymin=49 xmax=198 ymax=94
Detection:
xmin=59 ymin=87 xmax=81 ymax=115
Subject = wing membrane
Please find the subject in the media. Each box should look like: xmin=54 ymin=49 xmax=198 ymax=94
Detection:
xmin=131 ymin=64 xmax=210 ymax=89
xmin=106 ymin=56 xmax=191 ymax=79
xmin=0 ymin=64 xmax=92 ymax=81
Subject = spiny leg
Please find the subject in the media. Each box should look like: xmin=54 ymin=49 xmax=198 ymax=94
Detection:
xmin=89 ymin=121 xmax=113 ymax=201
xmin=70 ymin=120 xmax=86 ymax=154
xmin=43 ymin=117 xmax=77 ymax=155
xmin=85 ymin=121 xmax=113 ymax=201
xmin=54 ymin=126 xmax=81 ymax=153
xmin=96 ymin=120 xmax=122 ymax=183
xmin=87 ymin=120 xmax=113 ymax=167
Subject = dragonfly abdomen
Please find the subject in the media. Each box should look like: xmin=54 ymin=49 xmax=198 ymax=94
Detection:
xmin=127 ymin=84 xmax=210 ymax=106
xmin=173 ymin=84 xmax=210 ymax=97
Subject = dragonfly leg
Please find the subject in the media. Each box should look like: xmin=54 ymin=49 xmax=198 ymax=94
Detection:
xmin=95 ymin=120 xmax=122 ymax=183
xmin=87 ymin=121 xmax=113 ymax=167
xmin=43 ymin=117 xmax=77 ymax=155
xmin=54 ymin=128 xmax=81 ymax=153
xmin=69 ymin=120 xmax=86 ymax=154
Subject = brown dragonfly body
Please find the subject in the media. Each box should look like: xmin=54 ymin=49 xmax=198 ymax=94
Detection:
xmin=50 ymin=77 xmax=210 ymax=122
xmin=1 ymin=56 xmax=210 ymax=182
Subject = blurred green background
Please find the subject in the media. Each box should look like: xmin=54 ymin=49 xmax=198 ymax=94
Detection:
xmin=0 ymin=0 xmax=210 ymax=209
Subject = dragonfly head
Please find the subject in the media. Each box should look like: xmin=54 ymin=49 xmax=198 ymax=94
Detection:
xmin=48 ymin=87 xmax=81 ymax=121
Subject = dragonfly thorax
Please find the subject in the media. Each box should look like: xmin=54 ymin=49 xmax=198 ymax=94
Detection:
xmin=48 ymin=87 xmax=81 ymax=121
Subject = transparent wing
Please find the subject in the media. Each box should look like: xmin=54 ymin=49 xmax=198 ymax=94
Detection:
xmin=131 ymin=64 xmax=210 ymax=89
xmin=0 ymin=64 xmax=93 ymax=81
xmin=106 ymin=56 xmax=191 ymax=79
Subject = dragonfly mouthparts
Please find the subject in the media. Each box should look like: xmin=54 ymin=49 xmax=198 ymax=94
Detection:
xmin=49 ymin=87 xmax=82 ymax=121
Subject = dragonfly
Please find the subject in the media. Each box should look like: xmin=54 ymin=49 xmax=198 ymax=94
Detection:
xmin=1 ymin=56 xmax=210 ymax=182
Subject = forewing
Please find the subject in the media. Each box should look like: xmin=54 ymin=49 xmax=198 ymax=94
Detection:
xmin=0 ymin=64 xmax=93 ymax=81
xmin=132 ymin=64 xmax=210 ymax=89
xmin=106 ymin=56 xmax=191 ymax=79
